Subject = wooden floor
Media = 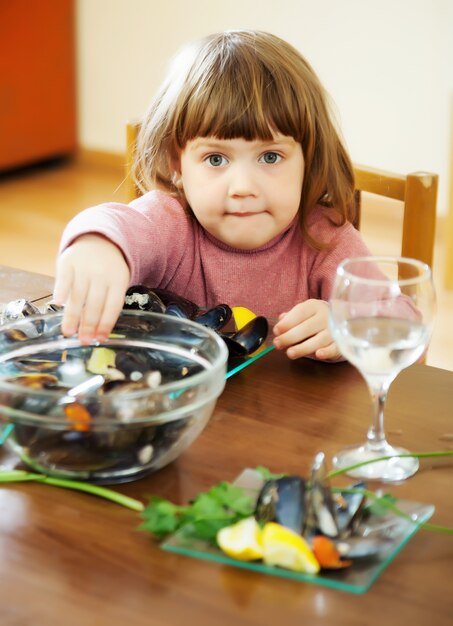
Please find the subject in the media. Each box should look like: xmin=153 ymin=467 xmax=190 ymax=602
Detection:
xmin=1 ymin=156 xmax=452 ymax=371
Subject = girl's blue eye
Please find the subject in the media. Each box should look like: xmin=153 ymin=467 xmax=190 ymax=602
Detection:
xmin=206 ymin=154 xmax=227 ymax=167
xmin=259 ymin=152 xmax=281 ymax=164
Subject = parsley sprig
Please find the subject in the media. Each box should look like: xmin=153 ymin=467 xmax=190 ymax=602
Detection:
xmin=140 ymin=481 xmax=255 ymax=543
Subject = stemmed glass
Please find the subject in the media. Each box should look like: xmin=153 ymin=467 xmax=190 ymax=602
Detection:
xmin=329 ymin=256 xmax=436 ymax=482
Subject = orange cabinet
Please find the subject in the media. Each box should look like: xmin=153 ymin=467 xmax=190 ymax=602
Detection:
xmin=0 ymin=0 xmax=77 ymax=171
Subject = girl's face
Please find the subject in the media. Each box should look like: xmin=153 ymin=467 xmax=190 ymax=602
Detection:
xmin=178 ymin=134 xmax=304 ymax=250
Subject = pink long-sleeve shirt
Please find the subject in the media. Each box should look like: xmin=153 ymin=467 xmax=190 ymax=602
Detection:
xmin=60 ymin=190 xmax=371 ymax=318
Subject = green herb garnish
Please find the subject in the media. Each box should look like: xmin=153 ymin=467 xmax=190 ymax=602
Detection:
xmin=0 ymin=469 xmax=144 ymax=511
xmin=140 ymin=480 xmax=255 ymax=543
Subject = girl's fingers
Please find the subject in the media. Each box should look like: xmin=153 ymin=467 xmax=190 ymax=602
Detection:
xmin=61 ymin=276 xmax=90 ymax=337
xmin=53 ymin=265 xmax=73 ymax=306
xmin=286 ymin=329 xmax=333 ymax=360
xmin=273 ymin=314 xmax=321 ymax=350
xmin=95 ymin=286 xmax=128 ymax=340
xmin=315 ymin=342 xmax=342 ymax=361
xmin=78 ymin=281 xmax=109 ymax=343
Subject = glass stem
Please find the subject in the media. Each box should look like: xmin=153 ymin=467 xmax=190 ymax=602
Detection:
xmin=366 ymin=380 xmax=391 ymax=452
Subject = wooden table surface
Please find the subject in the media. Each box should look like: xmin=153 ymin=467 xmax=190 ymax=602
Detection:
xmin=0 ymin=266 xmax=452 ymax=625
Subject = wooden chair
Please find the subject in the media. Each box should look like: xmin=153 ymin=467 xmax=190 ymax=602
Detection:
xmin=353 ymin=166 xmax=438 ymax=268
xmin=126 ymin=121 xmax=438 ymax=267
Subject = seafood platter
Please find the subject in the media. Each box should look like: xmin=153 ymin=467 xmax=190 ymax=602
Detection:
xmin=160 ymin=455 xmax=434 ymax=593
xmin=0 ymin=285 xmax=274 ymax=483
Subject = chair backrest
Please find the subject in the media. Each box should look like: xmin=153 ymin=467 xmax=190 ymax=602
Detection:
xmin=353 ymin=165 xmax=438 ymax=268
xmin=126 ymin=121 xmax=438 ymax=267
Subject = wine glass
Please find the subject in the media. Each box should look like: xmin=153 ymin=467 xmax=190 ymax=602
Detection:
xmin=329 ymin=256 xmax=436 ymax=482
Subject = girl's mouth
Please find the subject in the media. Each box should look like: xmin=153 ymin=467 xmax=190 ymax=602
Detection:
xmin=228 ymin=211 xmax=261 ymax=217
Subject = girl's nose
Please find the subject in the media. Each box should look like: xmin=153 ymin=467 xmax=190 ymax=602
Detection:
xmin=228 ymin=164 xmax=259 ymax=197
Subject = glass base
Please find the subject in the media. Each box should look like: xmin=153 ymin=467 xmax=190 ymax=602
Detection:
xmin=332 ymin=443 xmax=419 ymax=482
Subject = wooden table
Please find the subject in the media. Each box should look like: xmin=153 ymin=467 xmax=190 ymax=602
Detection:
xmin=0 ymin=266 xmax=452 ymax=625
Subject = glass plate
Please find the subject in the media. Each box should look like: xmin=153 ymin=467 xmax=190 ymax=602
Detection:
xmin=226 ymin=344 xmax=274 ymax=378
xmin=161 ymin=468 xmax=435 ymax=594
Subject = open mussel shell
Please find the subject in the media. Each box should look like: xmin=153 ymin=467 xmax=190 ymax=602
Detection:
xmin=1 ymin=300 xmax=45 ymax=339
xmin=305 ymin=451 xmax=340 ymax=538
xmin=124 ymin=285 xmax=166 ymax=313
xmin=151 ymin=288 xmax=200 ymax=320
xmin=195 ymin=305 xmax=232 ymax=332
xmin=255 ymin=476 xmax=306 ymax=535
xmin=334 ymin=482 xmax=367 ymax=536
xmin=115 ymin=349 xmax=155 ymax=379
xmin=336 ymin=536 xmax=386 ymax=560
xmin=221 ymin=315 xmax=268 ymax=357
xmin=165 ymin=303 xmax=191 ymax=319
xmin=3 ymin=299 xmax=42 ymax=322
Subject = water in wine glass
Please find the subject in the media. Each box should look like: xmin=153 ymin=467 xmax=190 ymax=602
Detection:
xmin=329 ymin=256 xmax=435 ymax=482
xmin=338 ymin=317 xmax=430 ymax=382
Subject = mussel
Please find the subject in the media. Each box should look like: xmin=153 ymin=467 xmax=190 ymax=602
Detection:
xmin=254 ymin=452 xmax=368 ymax=545
xmin=124 ymin=285 xmax=166 ymax=313
xmin=148 ymin=287 xmax=200 ymax=319
xmin=195 ymin=304 xmax=232 ymax=332
xmin=2 ymin=299 xmax=41 ymax=321
xmin=221 ymin=316 xmax=268 ymax=357
xmin=0 ymin=300 xmax=45 ymax=341
xmin=255 ymin=476 xmax=306 ymax=534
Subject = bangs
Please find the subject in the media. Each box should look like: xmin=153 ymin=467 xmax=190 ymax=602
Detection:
xmin=173 ymin=42 xmax=306 ymax=147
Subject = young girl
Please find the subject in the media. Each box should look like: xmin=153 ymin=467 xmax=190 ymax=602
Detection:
xmin=54 ymin=29 xmax=371 ymax=360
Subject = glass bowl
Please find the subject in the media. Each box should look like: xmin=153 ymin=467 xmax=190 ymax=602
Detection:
xmin=0 ymin=310 xmax=228 ymax=483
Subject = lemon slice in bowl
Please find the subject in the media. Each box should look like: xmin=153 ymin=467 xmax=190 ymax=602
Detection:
xmin=217 ymin=517 xmax=264 ymax=561
xmin=261 ymin=522 xmax=320 ymax=574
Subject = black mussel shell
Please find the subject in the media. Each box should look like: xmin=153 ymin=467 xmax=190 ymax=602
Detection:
xmin=195 ymin=305 xmax=232 ymax=331
xmin=220 ymin=335 xmax=248 ymax=357
xmin=151 ymin=288 xmax=200 ymax=320
xmin=115 ymin=349 xmax=155 ymax=378
xmin=165 ymin=303 xmax=191 ymax=319
xmin=335 ymin=482 xmax=367 ymax=536
xmin=221 ymin=316 xmax=268 ymax=357
xmin=123 ymin=285 xmax=166 ymax=313
xmin=113 ymin=315 xmax=159 ymax=336
xmin=255 ymin=476 xmax=306 ymax=534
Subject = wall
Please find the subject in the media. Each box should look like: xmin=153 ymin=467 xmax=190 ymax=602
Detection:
xmin=76 ymin=0 xmax=453 ymax=214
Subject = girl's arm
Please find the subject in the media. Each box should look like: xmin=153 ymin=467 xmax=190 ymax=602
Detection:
xmin=54 ymin=191 xmax=190 ymax=342
xmin=273 ymin=220 xmax=372 ymax=361
xmin=54 ymin=234 xmax=130 ymax=343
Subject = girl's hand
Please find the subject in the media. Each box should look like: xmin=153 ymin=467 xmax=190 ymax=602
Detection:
xmin=272 ymin=299 xmax=341 ymax=361
xmin=53 ymin=234 xmax=130 ymax=344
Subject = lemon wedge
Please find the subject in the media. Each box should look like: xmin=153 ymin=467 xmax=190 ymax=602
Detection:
xmin=231 ymin=306 xmax=256 ymax=330
xmin=87 ymin=347 xmax=116 ymax=374
xmin=217 ymin=517 xmax=264 ymax=561
xmin=261 ymin=522 xmax=320 ymax=574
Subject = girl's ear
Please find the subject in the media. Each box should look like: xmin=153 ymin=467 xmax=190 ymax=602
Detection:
xmin=172 ymin=172 xmax=183 ymax=189
xmin=168 ymin=153 xmax=183 ymax=188
xmin=168 ymin=155 xmax=183 ymax=190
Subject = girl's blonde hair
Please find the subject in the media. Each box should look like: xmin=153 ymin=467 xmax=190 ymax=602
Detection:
xmin=133 ymin=30 xmax=356 ymax=240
